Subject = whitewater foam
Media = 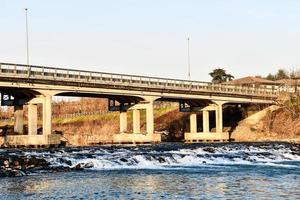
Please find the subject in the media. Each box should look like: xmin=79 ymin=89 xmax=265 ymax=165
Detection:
xmin=58 ymin=144 xmax=299 ymax=170
xmin=2 ymin=143 xmax=300 ymax=170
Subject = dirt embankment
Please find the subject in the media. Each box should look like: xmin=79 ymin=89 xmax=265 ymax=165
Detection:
xmin=50 ymin=99 xmax=185 ymax=146
xmin=60 ymin=97 xmax=300 ymax=145
xmin=260 ymin=107 xmax=300 ymax=139
xmin=0 ymin=98 xmax=185 ymax=146
xmin=55 ymin=108 xmax=188 ymax=146
xmin=233 ymin=93 xmax=300 ymax=143
xmin=2 ymin=95 xmax=299 ymax=145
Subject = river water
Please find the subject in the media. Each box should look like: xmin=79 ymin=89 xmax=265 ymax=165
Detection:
xmin=0 ymin=142 xmax=299 ymax=199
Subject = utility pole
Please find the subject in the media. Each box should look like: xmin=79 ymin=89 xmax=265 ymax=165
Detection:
xmin=187 ymin=37 xmax=191 ymax=81
xmin=25 ymin=8 xmax=29 ymax=65
xmin=25 ymin=8 xmax=31 ymax=77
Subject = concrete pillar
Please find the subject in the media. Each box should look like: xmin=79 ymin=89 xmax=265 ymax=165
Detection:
xmin=132 ymin=109 xmax=140 ymax=133
xmin=119 ymin=111 xmax=127 ymax=133
xmin=190 ymin=113 xmax=197 ymax=133
xmin=202 ymin=110 xmax=210 ymax=133
xmin=146 ymin=102 xmax=154 ymax=134
xmin=14 ymin=105 xmax=24 ymax=134
xmin=43 ymin=95 xmax=52 ymax=135
xmin=28 ymin=104 xmax=37 ymax=135
xmin=215 ymin=103 xmax=223 ymax=133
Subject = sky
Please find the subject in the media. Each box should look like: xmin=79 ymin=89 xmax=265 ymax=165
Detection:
xmin=1 ymin=0 xmax=300 ymax=81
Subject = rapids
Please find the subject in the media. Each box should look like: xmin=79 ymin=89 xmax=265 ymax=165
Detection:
xmin=1 ymin=142 xmax=300 ymax=171
xmin=0 ymin=143 xmax=300 ymax=199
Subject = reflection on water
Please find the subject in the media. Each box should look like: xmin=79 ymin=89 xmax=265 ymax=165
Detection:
xmin=1 ymin=166 xmax=300 ymax=199
xmin=7 ymin=179 xmax=51 ymax=193
xmin=0 ymin=143 xmax=300 ymax=199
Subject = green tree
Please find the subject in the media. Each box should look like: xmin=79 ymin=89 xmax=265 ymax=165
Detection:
xmin=209 ymin=68 xmax=234 ymax=83
xmin=275 ymin=69 xmax=289 ymax=80
xmin=266 ymin=73 xmax=276 ymax=81
xmin=289 ymin=69 xmax=300 ymax=79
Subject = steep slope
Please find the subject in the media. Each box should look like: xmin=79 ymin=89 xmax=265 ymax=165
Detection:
xmin=232 ymin=93 xmax=300 ymax=143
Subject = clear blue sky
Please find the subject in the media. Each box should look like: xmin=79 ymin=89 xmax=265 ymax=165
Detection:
xmin=1 ymin=0 xmax=300 ymax=81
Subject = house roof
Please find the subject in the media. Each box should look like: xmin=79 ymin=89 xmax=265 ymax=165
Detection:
xmin=225 ymin=76 xmax=278 ymax=85
xmin=274 ymin=79 xmax=299 ymax=86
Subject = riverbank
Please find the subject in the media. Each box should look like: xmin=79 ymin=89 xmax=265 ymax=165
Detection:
xmin=232 ymin=93 xmax=300 ymax=144
xmin=44 ymin=95 xmax=300 ymax=145
xmin=0 ymin=95 xmax=299 ymax=146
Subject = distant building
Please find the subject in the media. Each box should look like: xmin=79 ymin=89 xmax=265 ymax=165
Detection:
xmin=274 ymin=79 xmax=300 ymax=92
xmin=225 ymin=76 xmax=279 ymax=88
xmin=224 ymin=76 xmax=299 ymax=93
xmin=274 ymin=79 xmax=299 ymax=86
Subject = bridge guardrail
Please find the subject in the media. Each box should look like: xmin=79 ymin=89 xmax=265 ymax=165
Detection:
xmin=0 ymin=63 xmax=285 ymax=98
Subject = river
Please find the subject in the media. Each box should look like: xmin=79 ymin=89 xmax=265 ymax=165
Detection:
xmin=0 ymin=142 xmax=299 ymax=199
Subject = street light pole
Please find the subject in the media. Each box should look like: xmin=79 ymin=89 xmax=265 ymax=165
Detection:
xmin=25 ymin=8 xmax=29 ymax=66
xmin=25 ymin=8 xmax=31 ymax=77
xmin=187 ymin=37 xmax=191 ymax=81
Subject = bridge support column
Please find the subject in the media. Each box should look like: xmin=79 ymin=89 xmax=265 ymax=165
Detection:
xmin=119 ymin=111 xmax=128 ymax=133
xmin=190 ymin=113 xmax=197 ymax=133
xmin=215 ymin=102 xmax=223 ymax=133
xmin=28 ymin=103 xmax=38 ymax=135
xmin=203 ymin=110 xmax=210 ymax=133
xmin=14 ymin=105 xmax=24 ymax=134
xmin=43 ymin=95 xmax=52 ymax=135
xmin=146 ymin=101 xmax=154 ymax=134
xmin=5 ymin=95 xmax=60 ymax=147
xmin=113 ymin=100 xmax=161 ymax=144
xmin=132 ymin=109 xmax=140 ymax=133
xmin=184 ymin=102 xmax=229 ymax=143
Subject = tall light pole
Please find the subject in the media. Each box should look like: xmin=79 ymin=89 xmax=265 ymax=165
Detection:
xmin=187 ymin=37 xmax=191 ymax=81
xmin=24 ymin=8 xmax=31 ymax=77
xmin=25 ymin=8 xmax=29 ymax=66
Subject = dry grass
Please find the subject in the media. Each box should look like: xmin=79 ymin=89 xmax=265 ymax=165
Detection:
xmin=52 ymin=98 xmax=107 ymax=116
xmin=257 ymin=93 xmax=300 ymax=139
xmin=50 ymin=99 xmax=180 ymax=145
xmin=0 ymin=97 xmax=186 ymax=145
xmin=260 ymin=107 xmax=300 ymax=138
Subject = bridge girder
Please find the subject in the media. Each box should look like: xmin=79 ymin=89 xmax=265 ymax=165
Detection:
xmin=0 ymin=77 xmax=275 ymax=107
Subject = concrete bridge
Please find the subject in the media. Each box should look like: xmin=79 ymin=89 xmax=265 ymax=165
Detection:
xmin=0 ymin=62 xmax=279 ymax=146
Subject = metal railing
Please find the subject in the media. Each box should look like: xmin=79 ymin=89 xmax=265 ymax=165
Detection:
xmin=0 ymin=62 xmax=289 ymax=98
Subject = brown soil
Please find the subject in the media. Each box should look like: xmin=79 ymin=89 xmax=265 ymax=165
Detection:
xmin=233 ymin=93 xmax=300 ymax=143
xmin=154 ymin=110 xmax=189 ymax=141
xmin=259 ymin=107 xmax=300 ymax=139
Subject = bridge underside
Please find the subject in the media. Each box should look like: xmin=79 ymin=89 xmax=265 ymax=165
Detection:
xmin=0 ymin=78 xmax=274 ymax=146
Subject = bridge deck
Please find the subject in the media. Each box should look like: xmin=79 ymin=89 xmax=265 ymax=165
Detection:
xmin=0 ymin=63 xmax=280 ymax=100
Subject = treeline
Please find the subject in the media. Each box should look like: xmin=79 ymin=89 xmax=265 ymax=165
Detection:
xmin=209 ymin=68 xmax=300 ymax=83
xmin=264 ymin=69 xmax=300 ymax=81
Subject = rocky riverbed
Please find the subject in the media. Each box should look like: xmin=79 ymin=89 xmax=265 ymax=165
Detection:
xmin=1 ymin=142 xmax=299 ymax=177
xmin=0 ymin=152 xmax=91 ymax=177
